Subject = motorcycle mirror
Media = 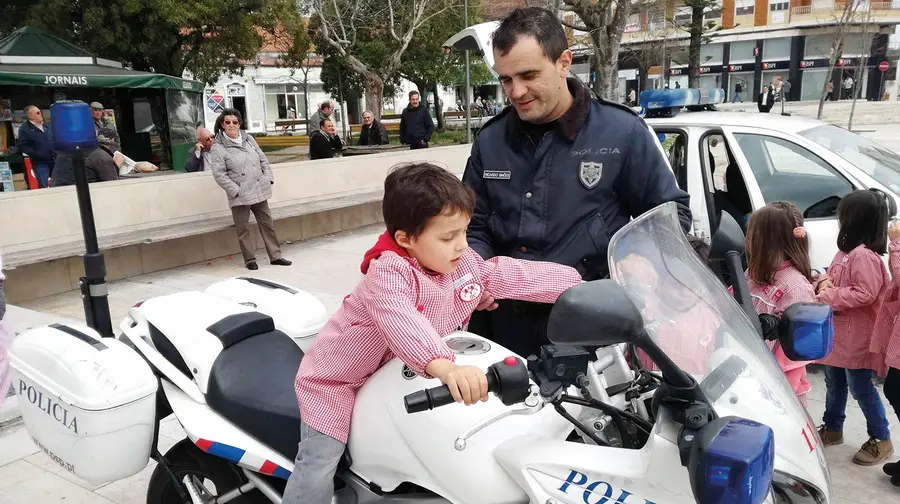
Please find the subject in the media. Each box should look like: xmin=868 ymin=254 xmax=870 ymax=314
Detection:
xmin=547 ymin=280 xmax=644 ymax=347
xmin=709 ymin=211 xmax=745 ymax=261
xmin=778 ymin=302 xmax=834 ymax=361
xmin=688 ymin=416 xmax=775 ymax=504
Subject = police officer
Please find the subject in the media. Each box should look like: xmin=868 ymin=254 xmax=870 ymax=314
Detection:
xmin=463 ymin=7 xmax=692 ymax=358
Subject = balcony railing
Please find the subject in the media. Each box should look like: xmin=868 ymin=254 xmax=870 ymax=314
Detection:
xmin=792 ymin=1 xmax=900 ymax=16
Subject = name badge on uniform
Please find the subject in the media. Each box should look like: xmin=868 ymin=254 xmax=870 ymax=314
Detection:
xmin=483 ymin=170 xmax=511 ymax=180
xmin=458 ymin=282 xmax=483 ymax=302
xmin=764 ymin=285 xmax=784 ymax=303
xmin=579 ymin=161 xmax=603 ymax=189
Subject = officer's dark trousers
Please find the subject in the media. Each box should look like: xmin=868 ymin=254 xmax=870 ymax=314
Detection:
xmin=466 ymin=299 xmax=553 ymax=359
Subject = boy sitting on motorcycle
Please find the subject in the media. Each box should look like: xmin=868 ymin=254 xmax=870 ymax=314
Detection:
xmin=284 ymin=163 xmax=584 ymax=504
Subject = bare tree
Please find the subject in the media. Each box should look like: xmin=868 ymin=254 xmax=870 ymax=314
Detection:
xmin=302 ymin=0 xmax=460 ymax=118
xmin=848 ymin=5 xmax=875 ymax=130
xmin=559 ymin=1 xmax=629 ymax=100
xmin=816 ymin=0 xmax=865 ymax=119
xmin=619 ymin=14 xmax=678 ymax=90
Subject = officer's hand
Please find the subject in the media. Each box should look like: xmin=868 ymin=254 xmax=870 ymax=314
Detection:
xmin=476 ymin=290 xmax=498 ymax=311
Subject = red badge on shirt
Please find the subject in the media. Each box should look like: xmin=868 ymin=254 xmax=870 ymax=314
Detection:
xmin=765 ymin=285 xmax=784 ymax=303
xmin=459 ymin=283 xmax=483 ymax=302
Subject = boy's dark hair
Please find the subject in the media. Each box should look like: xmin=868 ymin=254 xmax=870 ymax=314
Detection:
xmin=687 ymin=234 xmax=711 ymax=265
xmin=837 ymin=189 xmax=888 ymax=255
xmin=492 ymin=7 xmax=568 ymax=63
xmin=383 ymin=163 xmax=475 ymax=238
xmin=746 ymin=201 xmax=813 ymax=284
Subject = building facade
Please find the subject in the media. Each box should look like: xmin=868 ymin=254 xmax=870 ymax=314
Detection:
xmin=602 ymin=0 xmax=900 ymax=101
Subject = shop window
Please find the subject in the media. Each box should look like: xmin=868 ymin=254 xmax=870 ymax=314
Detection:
xmin=804 ymin=35 xmax=833 ymax=59
xmin=701 ymin=44 xmax=724 ymax=65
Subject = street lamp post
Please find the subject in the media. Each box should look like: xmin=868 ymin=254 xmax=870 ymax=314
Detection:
xmin=51 ymin=101 xmax=113 ymax=337
xmin=464 ymin=0 xmax=472 ymax=144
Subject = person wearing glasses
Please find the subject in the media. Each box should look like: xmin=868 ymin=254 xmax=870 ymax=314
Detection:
xmin=206 ymin=109 xmax=292 ymax=271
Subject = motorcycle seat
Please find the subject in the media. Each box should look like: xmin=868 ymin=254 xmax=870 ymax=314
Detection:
xmin=205 ymin=321 xmax=304 ymax=462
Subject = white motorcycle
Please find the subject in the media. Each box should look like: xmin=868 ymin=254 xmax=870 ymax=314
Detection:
xmin=8 ymin=202 xmax=833 ymax=504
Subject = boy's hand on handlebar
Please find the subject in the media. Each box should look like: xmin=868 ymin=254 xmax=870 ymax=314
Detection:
xmin=426 ymin=359 xmax=489 ymax=405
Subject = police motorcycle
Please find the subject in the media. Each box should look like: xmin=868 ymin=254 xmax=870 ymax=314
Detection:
xmin=7 ymin=202 xmax=834 ymax=504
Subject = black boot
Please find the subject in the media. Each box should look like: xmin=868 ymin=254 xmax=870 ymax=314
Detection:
xmin=246 ymin=261 xmax=259 ymax=270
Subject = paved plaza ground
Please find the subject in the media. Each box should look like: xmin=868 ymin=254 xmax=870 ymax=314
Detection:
xmin=3 ymin=123 xmax=900 ymax=502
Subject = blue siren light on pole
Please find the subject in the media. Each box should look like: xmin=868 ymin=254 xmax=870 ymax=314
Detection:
xmin=51 ymin=101 xmax=98 ymax=153
xmin=640 ymin=88 xmax=726 ymax=118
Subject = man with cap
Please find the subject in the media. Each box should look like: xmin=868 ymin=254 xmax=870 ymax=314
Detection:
xmin=51 ymin=128 xmax=122 ymax=187
xmin=90 ymin=102 xmax=121 ymax=153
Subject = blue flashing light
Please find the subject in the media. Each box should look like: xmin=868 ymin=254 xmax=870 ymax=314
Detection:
xmin=50 ymin=101 xmax=98 ymax=153
xmin=782 ymin=303 xmax=834 ymax=361
xmin=639 ymin=88 xmax=726 ymax=118
xmin=694 ymin=418 xmax=775 ymax=504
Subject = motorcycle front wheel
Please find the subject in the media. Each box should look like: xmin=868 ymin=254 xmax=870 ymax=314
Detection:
xmin=146 ymin=438 xmax=269 ymax=504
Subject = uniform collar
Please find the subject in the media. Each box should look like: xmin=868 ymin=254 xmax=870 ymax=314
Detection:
xmin=506 ymin=77 xmax=591 ymax=145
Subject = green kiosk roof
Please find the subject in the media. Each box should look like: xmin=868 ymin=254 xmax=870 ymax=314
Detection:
xmin=0 ymin=27 xmax=203 ymax=92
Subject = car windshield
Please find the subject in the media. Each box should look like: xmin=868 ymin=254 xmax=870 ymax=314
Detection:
xmin=607 ymin=203 xmax=829 ymax=487
xmin=799 ymin=124 xmax=900 ymax=194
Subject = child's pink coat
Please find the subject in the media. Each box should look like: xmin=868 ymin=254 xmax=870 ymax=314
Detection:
xmin=746 ymin=262 xmax=816 ymax=399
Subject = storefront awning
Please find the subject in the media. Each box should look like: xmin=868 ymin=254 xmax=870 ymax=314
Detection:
xmin=0 ymin=63 xmax=204 ymax=92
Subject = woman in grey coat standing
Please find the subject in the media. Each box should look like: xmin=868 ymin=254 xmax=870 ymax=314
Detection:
xmin=206 ymin=109 xmax=292 ymax=270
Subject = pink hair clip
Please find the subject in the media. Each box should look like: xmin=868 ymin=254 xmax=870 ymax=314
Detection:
xmin=793 ymin=227 xmax=806 ymax=239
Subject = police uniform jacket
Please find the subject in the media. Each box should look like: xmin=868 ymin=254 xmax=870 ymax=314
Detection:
xmin=463 ymin=78 xmax=692 ymax=281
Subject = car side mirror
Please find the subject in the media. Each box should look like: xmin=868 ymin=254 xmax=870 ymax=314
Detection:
xmin=778 ymin=303 xmax=834 ymax=361
xmin=689 ymin=416 xmax=775 ymax=504
xmin=547 ymin=280 xmax=644 ymax=347
xmin=803 ymin=195 xmax=842 ymax=219
xmin=710 ymin=211 xmax=745 ymax=261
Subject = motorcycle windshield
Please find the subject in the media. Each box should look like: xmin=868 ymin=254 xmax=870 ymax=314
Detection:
xmin=607 ymin=203 xmax=830 ymax=494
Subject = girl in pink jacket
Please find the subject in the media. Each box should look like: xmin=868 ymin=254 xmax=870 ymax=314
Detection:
xmin=744 ymin=202 xmax=818 ymax=407
xmin=872 ymin=221 xmax=900 ymax=483
xmin=816 ymin=189 xmax=892 ymax=466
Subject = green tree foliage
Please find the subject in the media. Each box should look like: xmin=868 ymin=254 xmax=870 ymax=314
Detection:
xmin=4 ymin=0 xmax=301 ymax=84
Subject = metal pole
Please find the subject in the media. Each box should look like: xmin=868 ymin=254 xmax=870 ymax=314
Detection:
xmin=72 ymin=151 xmax=112 ymax=337
xmin=464 ymin=0 xmax=472 ymax=144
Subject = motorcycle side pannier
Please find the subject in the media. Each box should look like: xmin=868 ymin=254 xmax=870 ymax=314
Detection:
xmin=205 ymin=276 xmax=328 ymax=347
xmin=8 ymin=324 xmax=158 ymax=485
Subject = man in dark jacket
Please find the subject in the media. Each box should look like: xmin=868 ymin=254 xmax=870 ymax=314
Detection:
xmin=399 ymin=91 xmax=434 ymax=149
xmin=50 ymin=128 xmax=121 ymax=187
xmin=16 ymin=105 xmax=56 ymax=188
xmin=309 ymin=119 xmax=344 ymax=160
xmin=358 ymin=111 xmax=389 ymax=145
xmin=185 ymin=127 xmax=214 ymax=172
xmin=463 ymin=7 xmax=693 ymax=358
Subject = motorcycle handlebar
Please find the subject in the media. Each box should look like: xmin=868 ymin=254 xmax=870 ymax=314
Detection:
xmin=403 ymin=357 xmax=530 ymax=413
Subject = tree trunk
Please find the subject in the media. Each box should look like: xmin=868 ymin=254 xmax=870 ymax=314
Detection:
xmin=817 ymin=51 xmax=842 ymax=120
xmin=688 ymin=6 xmax=705 ymax=89
xmin=364 ymin=73 xmax=385 ymax=119
xmin=433 ymin=83 xmax=445 ymax=131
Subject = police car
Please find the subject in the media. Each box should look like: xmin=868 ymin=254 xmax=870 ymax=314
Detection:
xmin=445 ymin=23 xmax=900 ymax=272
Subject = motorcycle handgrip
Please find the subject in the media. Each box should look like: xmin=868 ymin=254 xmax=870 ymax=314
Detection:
xmin=403 ymin=357 xmax=527 ymax=413
xmin=404 ymin=385 xmax=456 ymax=413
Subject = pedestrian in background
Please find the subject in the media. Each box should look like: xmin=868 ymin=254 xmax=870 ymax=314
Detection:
xmin=400 ymin=91 xmax=434 ymax=150
xmin=206 ymin=108 xmax=292 ymax=271
xmin=90 ymin=102 xmax=121 ymax=153
xmin=185 ymin=127 xmax=214 ymax=172
xmin=16 ymin=105 xmax=55 ymax=188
